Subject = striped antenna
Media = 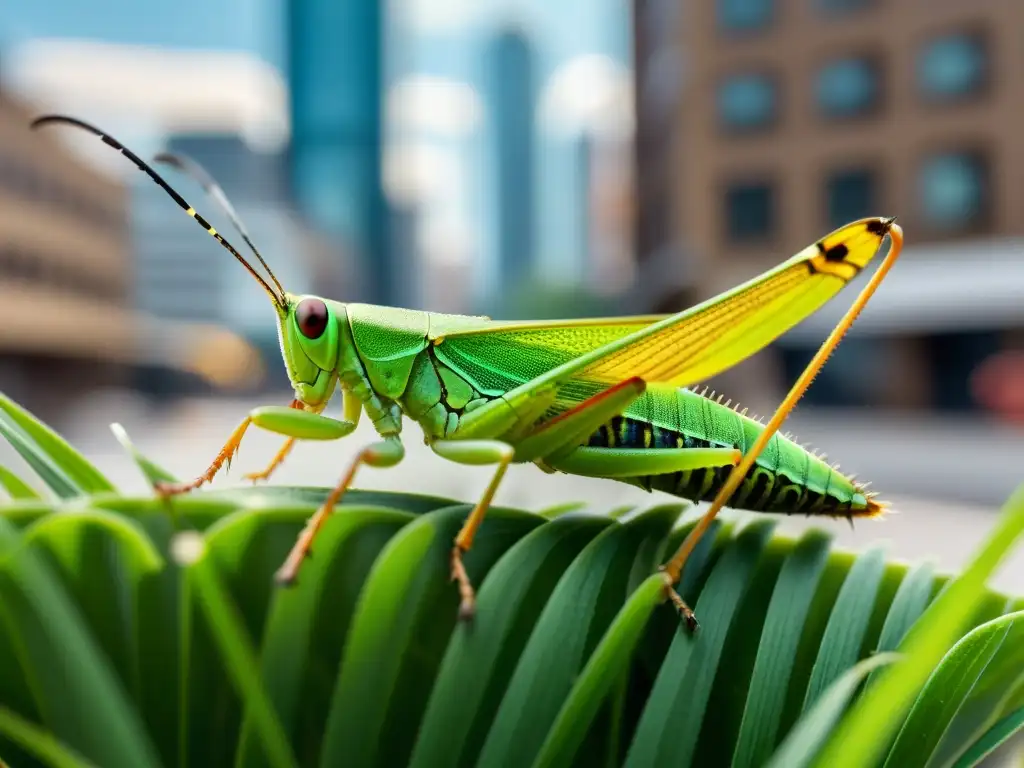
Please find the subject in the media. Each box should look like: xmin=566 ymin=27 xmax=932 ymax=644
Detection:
xmin=153 ymin=151 xmax=284 ymax=299
xmin=30 ymin=114 xmax=286 ymax=308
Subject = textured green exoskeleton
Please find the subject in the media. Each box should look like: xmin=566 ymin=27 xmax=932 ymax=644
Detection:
xmin=31 ymin=114 xmax=904 ymax=627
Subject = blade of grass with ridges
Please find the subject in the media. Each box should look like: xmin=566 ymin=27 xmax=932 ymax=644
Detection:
xmin=813 ymin=482 xmax=1024 ymax=768
xmin=697 ymin=534 xmax=793 ymax=766
xmin=234 ymin=508 xmax=413 ymax=768
xmin=0 ymin=517 xmax=161 ymax=768
xmin=409 ymin=512 xmax=614 ymax=768
xmin=623 ymin=518 xmax=778 ymax=768
xmin=176 ymin=506 xmax=304 ymax=767
xmin=731 ymin=528 xmax=834 ymax=767
xmin=883 ymin=611 xmax=1024 ymax=768
xmin=776 ymin=549 xmax=858 ymax=741
xmin=950 ymin=706 xmax=1024 ymax=768
xmin=473 ymin=504 xmax=684 ymax=768
xmin=932 ymin=631 xmax=1024 ymax=768
xmin=800 ymin=545 xmax=888 ymax=714
xmin=532 ymin=514 xmax=723 ymax=768
xmin=0 ymin=393 xmax=113 ymax=494
xmin=0 ymin=499 xmax=57 ymax=529
xmin=110 ymin=423 xmax=179 ymax=486
xmin=180 ymin=533 xmax=298 ymax=768
xmin=23 ymin=511 xmax=164 ymax=704
xmin=0 ymin=414 xmax=77 ymax=499
xmin=0 ymin=465 xmax=40 ymax=500
xmin=0 ymin=706 xmax=101 ymax=768
xmin=319 ymin=504 xmax=540 ymax=768
xmin=530 ymin=573 xmax=672 ymax=768
xmin=864 ymin=561 xmax=938 ymax=691
xmin=765 ymin=653 xmax=900 ymax=768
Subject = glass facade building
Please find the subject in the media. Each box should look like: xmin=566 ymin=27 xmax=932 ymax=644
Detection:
xmin=287 ymin=0 xmax=390 ymax=302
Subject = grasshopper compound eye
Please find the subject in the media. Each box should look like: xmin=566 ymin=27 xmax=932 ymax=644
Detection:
xmin=296 ymin=298 xmax=328 ymax=339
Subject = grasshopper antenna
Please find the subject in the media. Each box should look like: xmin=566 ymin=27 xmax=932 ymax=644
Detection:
xmin=30 ymin=114 xmax=286 ymax=309
xmin=153 ymin=151 xmax=285 ymax=300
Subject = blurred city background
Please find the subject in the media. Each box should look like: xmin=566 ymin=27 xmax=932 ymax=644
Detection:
xmin=0 ymin=1 xmax=1022 ymax=590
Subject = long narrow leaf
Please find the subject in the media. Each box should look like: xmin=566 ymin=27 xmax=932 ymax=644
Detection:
xmin=813 ymin=483 xmax=1024 ymax=768
xmin=0 ymin=393 xmax=113 ymax=494
xmin=0 ymin=465 xmax=40 ymax=501
xmin=180 ymin=533 xmax=298 ymax=768
xmin=950 ymin=706 xmax=1024 ymax=768
xmin=766 ymin=653 xmax=899 ymax=768
xmin=0 ymin=706 xmax=100 ymax=768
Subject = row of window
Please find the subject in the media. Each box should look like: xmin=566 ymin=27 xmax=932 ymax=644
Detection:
xmin=718 ymin=0 xmax=872 ymax=33
xmin=0 ymin=152 xmax=125 ymax=231
xmin=717 ymin=31 xmax=988 ymax=131
xmin=724 ymin=150 xmax=987 ymax=242
xmin=0 ymin=245 xmax=124 ymax=303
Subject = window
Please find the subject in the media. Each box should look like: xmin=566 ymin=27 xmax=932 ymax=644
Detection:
xmin=919 ymin=151 xmax=987 ymax=231
xmin=717 ymin=73 xmax=777 ymax=132
xmin=717 ymin=0 xmax=773 ymax=33
xmin=725 ymin=181 xmax=775 ymax=242
xmin=815 ymin=56 xmax=881 ymax=118
xmin=918 ymin=32 xmax=988 ymax=102
xmin=815 ymin=0 xmax=871 ymax=16
xmin=826 ymin=168 xmax=877 ymax=229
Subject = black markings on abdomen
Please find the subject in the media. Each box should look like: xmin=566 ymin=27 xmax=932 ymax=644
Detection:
xmin=584 ymin=416 xmax=852 ymax=516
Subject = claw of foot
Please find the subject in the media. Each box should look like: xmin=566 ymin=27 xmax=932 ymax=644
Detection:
xmin=154 ymin=482 xmax=181 ymax=498
xmin=458 ymin=599 xmax=476 ymax=623
xmin=274 ymin=567 xmax=297 ymax=587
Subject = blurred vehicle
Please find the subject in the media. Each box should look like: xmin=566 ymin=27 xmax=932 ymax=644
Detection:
xmin=972 ymin=349 xmax=1024 ymax=425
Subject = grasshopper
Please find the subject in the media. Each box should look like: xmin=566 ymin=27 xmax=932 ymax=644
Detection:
xmin=32 ymin=115 xmax=903 ymax=629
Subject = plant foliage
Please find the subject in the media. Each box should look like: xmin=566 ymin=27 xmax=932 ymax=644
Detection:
xmin=0 ymin=391 xmax=1021 ymax=768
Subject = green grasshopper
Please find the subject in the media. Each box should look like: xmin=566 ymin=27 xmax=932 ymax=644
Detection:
xmin=32 ymin=115 xmax=904 ymax=628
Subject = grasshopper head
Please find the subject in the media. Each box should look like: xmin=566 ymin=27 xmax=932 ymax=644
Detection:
xmin=277 ymin=293 xmax=342 ymax=408
xmin=23 ymin=115 xmax=346 ymax=411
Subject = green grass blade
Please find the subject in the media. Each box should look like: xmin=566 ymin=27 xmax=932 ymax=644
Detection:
xmin=765 ymin=653 xmax=899 ymax=768
xmin=23 ymin=511 xmax=164 ymax=702
xmin=0 ymin=518 xmax=161 ymax=768
xmin=0 ymin=414 xmax=78 ymax=499
xmin=864 ymin=561 xmax=937 ymax=692
xmin=950 ymin=706 xmax=1024 ymax=768
xmin=813 ymin=483 xmax=1024 ymax=768
xmin=623 ymin=518 xmax=778 ymax=768
xmin=0 ymin=706 xmax=101 ymax=768
xmin=110 ymin=423 xmax=178 ymax=486
xmin=0 ymin=392 xmax=114 ymax=494
xmin=801 ymin=545 xmax=888 ymax=713
xmin=235 ymin=508 xmax=413 ymax=768
xmin=474 ymin=505 xmax=683 ymax=768
xmin=531 ymin=572 xmax=667 ymax=768
xmin=732 ymin=529 xmax=834 ymax=767
xmin=0 ymin=465 xmax=40 ymax=500
xmin=178 ymin=532 xmax=298 ymax=768
xmin=409 ymin=513 xmax=613 ymax=768
xmin=884 ymin=611 xmax=1024 ymax=768
xmin=319 ymin=505 xmax=540 ymax=768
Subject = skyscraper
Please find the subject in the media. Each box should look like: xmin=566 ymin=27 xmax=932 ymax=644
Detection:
xmin=287 ymin=0 xmax=390 ymax=303
xmin=485 ymin=28 xmax=536 ymax=292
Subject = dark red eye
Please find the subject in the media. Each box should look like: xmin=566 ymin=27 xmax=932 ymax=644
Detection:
xmin=295 ymin=298 xmax=328 ymax=339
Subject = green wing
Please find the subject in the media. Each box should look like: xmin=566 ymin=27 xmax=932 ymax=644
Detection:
xmin=433 ymin=218 xmax=894 ymax=397
xmin=428 ymin=314 xmax=666 ymax=395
